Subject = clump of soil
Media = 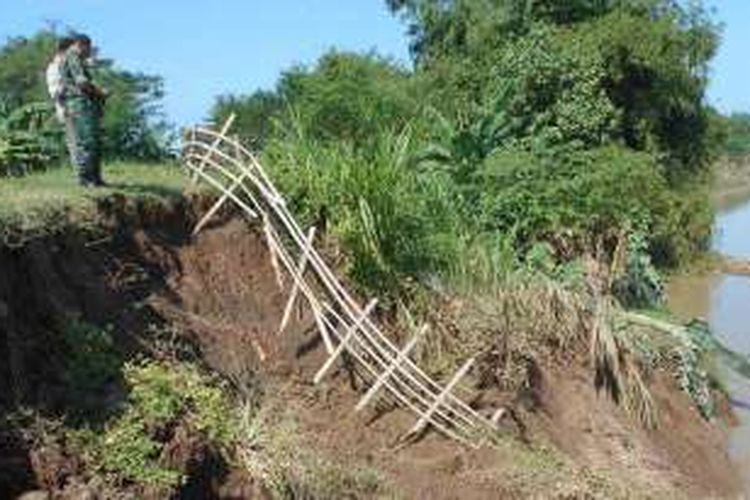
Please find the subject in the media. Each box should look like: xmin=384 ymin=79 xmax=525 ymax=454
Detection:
xmin=0 ymin=196 xmax=742 ymax=498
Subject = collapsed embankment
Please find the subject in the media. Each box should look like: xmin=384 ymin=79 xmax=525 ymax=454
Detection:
xmin=0 ymin=194 xmax=743 ymax=499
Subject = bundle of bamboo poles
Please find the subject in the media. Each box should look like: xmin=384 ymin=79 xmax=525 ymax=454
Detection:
xmin=181 ymin=118 xmax=501 ymax=447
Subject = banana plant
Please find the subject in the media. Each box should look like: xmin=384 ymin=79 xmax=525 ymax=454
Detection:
xmin=0 ymin=101 xmax=62 ymax=176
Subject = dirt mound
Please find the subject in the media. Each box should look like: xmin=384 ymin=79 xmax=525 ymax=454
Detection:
xmin=0 ymin=200 xmax=742 ymax=498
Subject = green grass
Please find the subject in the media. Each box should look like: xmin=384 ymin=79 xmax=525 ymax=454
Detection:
xmin=0 ymin=163 xmax=195 ymax=245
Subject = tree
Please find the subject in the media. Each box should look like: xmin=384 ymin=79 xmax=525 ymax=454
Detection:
xmin=215 ymin=51 xmax=419 ymax=152
xmin=211 ymin=90 xmax=282 ymax=150
xmin=388 ymin=0 xmax=721 ymax=264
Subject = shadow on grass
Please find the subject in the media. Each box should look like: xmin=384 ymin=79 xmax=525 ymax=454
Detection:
xmin=105 ymin=182 xmax=186 ymax=200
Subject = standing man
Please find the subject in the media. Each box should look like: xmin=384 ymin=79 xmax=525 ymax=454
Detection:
xmin=46 ymin=36 xmax=74 ymax=123
xmin=59 ymin=33 xmax=108 ymax=187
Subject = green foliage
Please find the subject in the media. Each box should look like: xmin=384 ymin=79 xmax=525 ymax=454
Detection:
xmin=95 ymin=65 xmax=172 ymax=161
xmin=124 ymin=361 xmax=237 ymax=446
xmin=265 ymin=121 xmax=463 ymax=298
xmin=72 ymin=360 xmax=238 ymax=489
xmin=98 ymin=415 xmax=183 ymax=488
xmin=279 ymin=52 xmax=418 ymax=149
xmin=214 ymin=1 xmax=723 ymax=299
xmin=476 ymin=146 xmax=671 ymax=245
xmin=722 ymin=112 xmax=750 ymax=156
xmin=674 ymin=321 xmax=715 ymax=418
xmin=0 ymin=32 xmax=56 ymax=109
xmin=612 ymin=230 xmax=664 ymax=309
xmin=214 ymin=51 xmax=419 ymax=152
xmin=212 ymin=90 xmax=282 ymax=150
xmin=0 ymin=101 xmax=64 ymax=176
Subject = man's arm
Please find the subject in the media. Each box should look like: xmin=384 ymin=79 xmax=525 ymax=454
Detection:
xmin=67 ymin=52 xmax=107 ymax=101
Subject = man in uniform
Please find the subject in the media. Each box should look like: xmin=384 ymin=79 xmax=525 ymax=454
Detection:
xmin=46 ymin=36 xmax=74 ymax=123
xmin=59 ymin=33 xmax=108 ymax=187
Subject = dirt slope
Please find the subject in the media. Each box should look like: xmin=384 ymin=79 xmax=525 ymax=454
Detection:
xmin=0 ymin=199 xmax=742 ymax=498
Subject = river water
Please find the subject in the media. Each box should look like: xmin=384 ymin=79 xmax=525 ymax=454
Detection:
xmin=667 ymin=197 xmax=750 ymax=489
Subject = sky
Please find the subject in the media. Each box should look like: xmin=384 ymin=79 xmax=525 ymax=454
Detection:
xmin=1 ymin=0 xmax=749 ymax=126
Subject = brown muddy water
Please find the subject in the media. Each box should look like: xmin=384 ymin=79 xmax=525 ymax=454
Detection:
xmin=667 ymin=197 xmax=750 ymax=490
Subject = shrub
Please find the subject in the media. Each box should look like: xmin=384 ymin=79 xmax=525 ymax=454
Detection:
xmin=70 ymin=360 xmax=238 ymax=490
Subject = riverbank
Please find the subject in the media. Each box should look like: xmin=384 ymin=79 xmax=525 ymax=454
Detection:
xmin=714 ymin=155 xmax=750 ymax=208
xmin=666 ymin=171 xmax=750 ymax=495
xmin=1 ymin=166 xmax=745 ymax=498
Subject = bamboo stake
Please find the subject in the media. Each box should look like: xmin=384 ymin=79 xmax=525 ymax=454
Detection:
xmin=314 ymin=299 xmax=378 ymax=384
xmin=278 ymin=226 xmax=317 ymax=335
xmin=191 ymin=114 xmax=235 ymax=184
xmin=311 ymin=306 xmax=334 ymax=354
xmin=407 ymin=357 xmax=476 ymax=436
xmin=185 ymin=143 xmax=280 ymax=205
xmin=183 ymin=151 xmax=261 ymax=212
xmin=263 ymin=215 xmax=285 ymax=291
xmin=183 ymin=155 xmax=258 ymax=218
xmin=260 ymin=217 xmax=334 ymax=354
xmin=187 ymin=129 xmax=283 ymax=204
xmin=315 ymin=312 xmax=473 ymax=446
xmin=193 ymin=171 xmax=250 ymax=235
xmin=355 ymin=325 xmax=427 ymax=412
xmin=321 ymin=305 xmax=476 ymax=438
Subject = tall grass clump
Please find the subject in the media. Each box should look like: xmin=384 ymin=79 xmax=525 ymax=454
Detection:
xmin=263 ymin=115 xmax=466 ymax=300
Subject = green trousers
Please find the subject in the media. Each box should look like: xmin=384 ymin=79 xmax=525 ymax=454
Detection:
xmin=64 ymin=97 xmax=102 ymax=183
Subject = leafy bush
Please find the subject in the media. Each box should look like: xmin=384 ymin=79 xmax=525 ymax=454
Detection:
xmin=71 ymin=360 xmax=238 ymax=490
xmin=265 ymin=121 xmax=463 ymax=298
xmin=215 ymin=1 xmax=722 ymax=299
xmin=476 ymin=146 xmax=670 ymax=245
xmin=0 ymin=101 xmax=63 ymax=176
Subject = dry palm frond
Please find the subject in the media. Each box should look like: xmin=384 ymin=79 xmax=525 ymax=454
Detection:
xmin=621 ymin=354 xmax=658 ymax=429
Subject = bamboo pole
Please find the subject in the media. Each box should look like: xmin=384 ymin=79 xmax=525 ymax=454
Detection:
xmin=314 ymin=310 xmax=473 ymax=446
xmin=355 ymin=324 xmax=427 ymax=412
xmin=314 ymin=299 xmax=378 ymax=384
xmin=191 ymin=114 xmax=235 ymax=184
xmin=408 ymin=357 xmax=476 ymax=437
xmin=260 ymin=218 xmax=334 ymax=354
xmin=183 ymin=155 xmax=258 ymax=218
xmin=185 ymin=142 xmax=280 ymax=205
xmin=321 ymin=305 xmax=476 ymax=438
xmin=193 ymin=171 xmax=251 ymax=235
xmin=183 ymin=152 xmax=261 ymax=214
xmin=227 ymin=150 xmax=489 ymax=428
xmin=263 ymin=215 xmax=285 ymax=291
xmin=188 ymin=143 xmax=480 ymax=435
xmin=278 ymin=226 xmax=317 ymax=336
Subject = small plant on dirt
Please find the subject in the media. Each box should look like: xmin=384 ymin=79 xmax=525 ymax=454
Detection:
xmin=612 ymin=229 xmax=664 ymax=309
xmin=69 ymin=359 xmax=238 ymax=491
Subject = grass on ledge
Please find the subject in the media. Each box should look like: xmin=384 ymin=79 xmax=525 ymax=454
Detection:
xmin=0 ymin=163 xmax=197 ymax=245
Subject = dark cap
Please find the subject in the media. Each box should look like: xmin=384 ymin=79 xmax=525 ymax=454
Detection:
xmin=70 ymin=32 xmax=92 ymax=45
xmin=57 ymin=36 xmax=75 ymax=52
